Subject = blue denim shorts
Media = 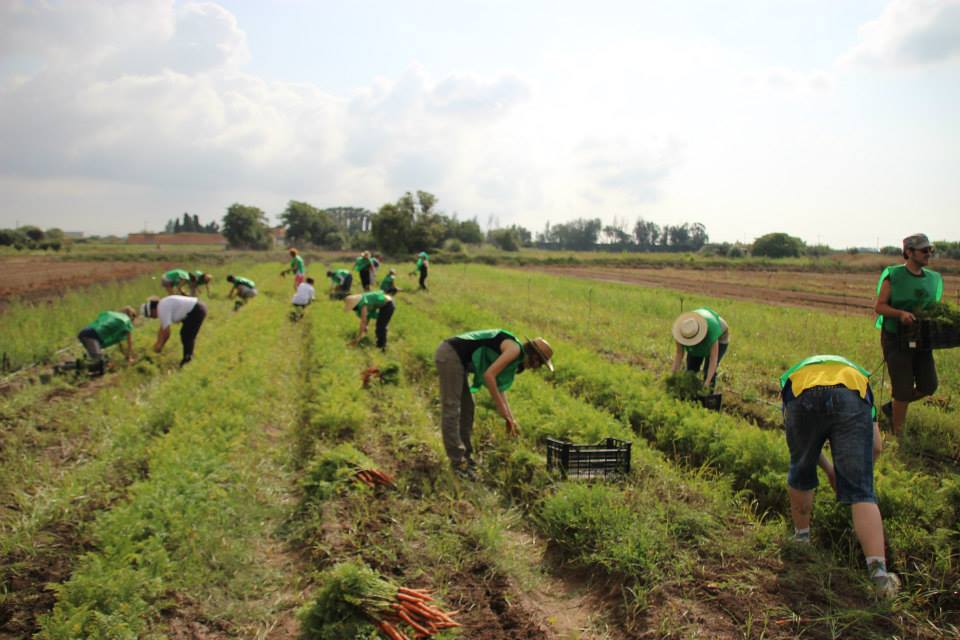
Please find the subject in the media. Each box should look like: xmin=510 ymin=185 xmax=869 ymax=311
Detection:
xmin=784 ymin=386 xmax=875 ymax=504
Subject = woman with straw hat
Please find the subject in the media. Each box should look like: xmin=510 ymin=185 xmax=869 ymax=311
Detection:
xmin=671 ymin=307 xmax=729 ymax=389
xmin=434 ymin=330 xmax=554 ymax=479
xmin=344 ymin=291 xmax=395 ymax=350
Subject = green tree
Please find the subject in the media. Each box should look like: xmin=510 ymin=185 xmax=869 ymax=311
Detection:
xmin=371 ymin=202 xmax=414 ymax=255
xmin=751 ymin=232 xmax=805 ymax=258
xmin=222 ymin=204 xmax=271 ymax=250
xmin=281 ymin=200 xmax=340 ymax=247
xmin=417 ymin=190 xmax=437 ymax=214
xmin=18 ymin=225 xmax=44 ymax=243
xmin=454 ymin=218 xmax=484 ymax=244
xmin=488 ymin=228 xmax=520 ymax=251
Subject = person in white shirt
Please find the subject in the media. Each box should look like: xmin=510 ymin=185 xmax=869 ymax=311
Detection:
xmin=290 ymin=277 xmax=316 ymax=321
xmin=140 ymin=295 xmax=207 ymax=367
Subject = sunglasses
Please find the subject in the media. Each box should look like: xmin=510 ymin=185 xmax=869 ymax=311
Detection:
xmin=913 ymin=247 xmax=934 ymax=255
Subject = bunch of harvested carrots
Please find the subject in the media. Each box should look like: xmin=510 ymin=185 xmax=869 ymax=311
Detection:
xmin=375 ymin=587 xmax=461 ymax=640
xmin=354 ymin=467 xmax=394 ymax=488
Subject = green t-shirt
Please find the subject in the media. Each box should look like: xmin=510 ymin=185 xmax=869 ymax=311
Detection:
xmin=330 ymin=269 xmax=350 ymax=286
xmin=353 ymin=291 xmax=388 ymax=319
xmin=455 ymin=329 xmax=523 ymax=393
xmin=87 ymin=311 xmax=133 ymax=348
xmin=683 ymin=307 xmax=726 ymax=358
xmin=191 ymin=271 xmax=206 ymax=283
xmin=232 ymin=277 xmax=256 ymax=289
xmin=380 ymin=274 xmax=395 ymax=290
xmin=163 ymin=269 xmax=189 ymax=284
xmin=354 ymin=256 xmax=371 ymax=272
xmin=290 ymin=255 xmax=305 ymax=274
xmin=875 ymin=265 xmax=943 ymax=333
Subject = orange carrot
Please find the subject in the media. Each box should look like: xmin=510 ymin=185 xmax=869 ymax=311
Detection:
xmin=396 ymin=591 xmax=428 ymax=604
xmin=398 ymin=586 xmax=432 ymax=600
xmin=395 ymin=607 xmax=432 ymax=636
xmin=378 ymin=620 xmax=408 ymax=640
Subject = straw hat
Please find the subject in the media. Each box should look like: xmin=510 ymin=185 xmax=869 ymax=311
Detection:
xmin=526 ymin=337 xmax=555 ymax=371
xmin=343 ymin=294 xmax=363 ymax=311
xmin=672 ymin=312 xmax=707 ymax=346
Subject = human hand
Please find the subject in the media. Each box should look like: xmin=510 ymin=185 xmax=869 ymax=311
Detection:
xmin=127 ymin=356 xmax=136 ymax=364
xmin=899 ymin=310 xmax=916 ymax=325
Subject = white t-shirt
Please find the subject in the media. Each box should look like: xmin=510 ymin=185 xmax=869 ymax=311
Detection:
xmin=292 ymin=283 xmax=316 ymax=306
xmin=158 ymin=295 xmax=198 ymax=329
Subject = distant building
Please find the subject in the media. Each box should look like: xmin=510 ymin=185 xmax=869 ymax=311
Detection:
xmin=271 ymin=226 xmax=286 ymax=248
xmin=64 ymin=231 xmax=85 ymax=239
xmin=127 ymin=232 xmax=227 ymax=246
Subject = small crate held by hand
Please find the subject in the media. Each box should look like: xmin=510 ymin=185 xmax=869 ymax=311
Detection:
xmin=898 ymin=319 xmax=960 ymax=350
xmin=546 ymin=437 xmax=631 ymax=479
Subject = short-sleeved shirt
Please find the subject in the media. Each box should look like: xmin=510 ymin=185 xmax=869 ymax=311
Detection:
xmin=157 ymin=295 xmax=199 ymax=329
xmin=354 ymin=256 xmax=371 ymax=272
xmin=86 ymin=311 xmax=133 ymax=347
xmin=446 ymin=329 xmax=523 ymax=392
xmin=352 ymin=291 xmax=389 ymax=319
xmin=380 ymin=274 xmax=395 ymax=290
xmin=330 ymin=269 xmax=350 ymax=286
xmin=292 ymin=283 xmax=315 ymax=305
xmin=290 ymin=255 xmax=305 ymax=275
xmin=683 ymin=308 xmax=728 ymax=358
xmin=191 ymin=271 xmax=207 ymax=283
xmin=231 ymin=276 xmax=256 ymax=290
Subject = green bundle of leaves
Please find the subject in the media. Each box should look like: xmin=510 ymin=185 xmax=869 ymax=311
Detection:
xmin=378 ymin=363 xmax=400 ymax=385
xmin=917 ymin=302 xmax=960 ymax=326
xmin=299 ymin=561 xmax=395 ymax=639
xmin=664 ymin=371 xmax=704 ymax=400
xmin=302 ymin=444 xmax=375 ymax=502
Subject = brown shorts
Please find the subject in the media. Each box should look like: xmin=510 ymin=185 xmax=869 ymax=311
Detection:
xmin=881 ymin=331 xmax=938 ymax=401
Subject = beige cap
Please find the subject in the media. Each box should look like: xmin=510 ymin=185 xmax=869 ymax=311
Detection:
xmin=903 ymin=233 xmax=932 ymax=251
xmin=527 ymin=337 xmax=554 ymax=371
xmin=672 ymin=312 xmax=707 ymax=346
xmin=344 ymin=294 xmax=363 ymax=311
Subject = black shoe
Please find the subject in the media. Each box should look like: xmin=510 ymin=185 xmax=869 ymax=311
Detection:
xmin=452 ymin=463 xmax=477 ymax=481
xmin=881 ymin=401 xmax=893 ymax=420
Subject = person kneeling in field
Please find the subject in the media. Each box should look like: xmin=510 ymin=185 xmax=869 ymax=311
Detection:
xmin=140 ymin=295 xmax=207 ymax=367
xmin=77 ymin=306 xmax=138 ymax=371
xmin=189 ymin=271 xmax=213 ymax=297
xmin=780 ymin=355 xmax=898 ymax=598
xmin=671 ymin=307 xmax=729 ymax=389
xmin=434 ymin=330 xmax=553 ymax=480
xmin=326 ymin=269 xmax=353 ymax=299
xmin=226 ymin=274 xmax=257 ymax=311
xmin=291 ymin=277 xmax=316 ymax=320
xmin=380 ymin=268 xmax=398 ymax=295
xmin=344 ymin=291 xmax=395 ymax=351
xmin=161 ymin=268 xmax=190 ymax=295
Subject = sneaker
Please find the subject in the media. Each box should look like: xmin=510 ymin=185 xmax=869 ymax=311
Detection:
xmin=872 ymin=573 xmax=901 ymax=599
xmin=791 ymin=531 xmax=811 ymax=544
xmin=452 ymin=463 xmax=477 ymax=481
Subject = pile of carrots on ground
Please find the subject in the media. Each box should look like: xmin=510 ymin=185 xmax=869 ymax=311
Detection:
xmin=354 ymin=467 xmax=395 ymax=488
xmin=375 ymin=586 xmax=461 ymax=639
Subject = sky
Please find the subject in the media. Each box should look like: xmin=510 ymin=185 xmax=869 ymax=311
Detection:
xmin=0 ymin=0 xmax=958 ymax=248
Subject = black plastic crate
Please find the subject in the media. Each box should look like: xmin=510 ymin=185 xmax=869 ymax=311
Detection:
xmin=898 ymin=319 xmax=960 ymax=350
xmin=698 ymin=393 xmax=722 ymax=411
xmin=546 ymin=437 xmax=631 ymax=479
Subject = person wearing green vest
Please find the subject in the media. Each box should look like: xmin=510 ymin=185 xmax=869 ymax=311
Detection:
xmin=354 ymin=251 xmax=373 ymax=291
xmin=410 ymin=252 xmax=429 ymax=290
xmin=77 ymin=306 xmax=138 ymax=367
xmin=226 ymin=274 xmax=257 ymax=311
xmin=434 ymin=330 xmax=554 ymax=479
xmin=281 ymin=248 xmax=306 ymax=291
xmin=779 ymin=355 xmax=897 ymax=598
xmin=326 ymin=269 xmax=353 ymax=299
xmin=188 ymin=271 xmax=213 ymax=297
xmin=873 ymin=233 xmax=942 ymax=436
xmin=344 ymin=291 xmax=395 ymax=350
xmin=380 ymin=268 xmax=398 ymax=295
xmin=670 ymin=307 xmax=729 ymax=389
xmin=161 ymin=269 xmax=190 ymax=295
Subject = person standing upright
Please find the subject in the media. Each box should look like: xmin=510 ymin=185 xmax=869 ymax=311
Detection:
xmin=413 ymin=251 xmax=429 ymax=290
xmin=355 ymin=251 xmax=373 ymax=292
xmin=874 ymin=233 xmax=942 ymax=435
xmin=282 ymin=248 xmax=306 ymax=292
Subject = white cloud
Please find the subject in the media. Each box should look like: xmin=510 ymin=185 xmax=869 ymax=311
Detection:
xmin=844 ymin=0 xmax=960 ymax=67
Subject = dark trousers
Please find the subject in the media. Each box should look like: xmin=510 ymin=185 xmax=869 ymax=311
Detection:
xmin=180 ymin=302 xmax=207 ymax=365
xmin=418 ymin=266 xmax=428 ymax=289
xmin=375 ymin=301 xmax=395 ymax=349
xmin=359 ymin=269 xmax=371 ymax=291
xmin=686 ymin=341 xmax=728 ymax=388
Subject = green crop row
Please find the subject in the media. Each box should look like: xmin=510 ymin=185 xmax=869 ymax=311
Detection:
xmin=37 ymin=268 xmax=305 ymax=639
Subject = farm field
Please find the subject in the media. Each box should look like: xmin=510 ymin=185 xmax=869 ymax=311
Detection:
xmin=0 ymin=257 xmax=958 ymax=639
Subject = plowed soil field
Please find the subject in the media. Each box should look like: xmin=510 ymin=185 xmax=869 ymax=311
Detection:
xmin=0 ymin=258 xmax=164 ymax=308
xmin=528 ymin=265 xmax=960 ymax=315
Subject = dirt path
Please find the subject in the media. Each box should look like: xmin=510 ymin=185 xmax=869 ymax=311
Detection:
xmin=526 ymin=266 xmax=960 ymax=315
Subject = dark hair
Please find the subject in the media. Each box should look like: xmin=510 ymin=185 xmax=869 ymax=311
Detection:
xmin=326 ymin=271 xmax=333 ymax=277
xmin=226 ymin=274 xmax=235 ymax=282
xmin=306 ymin=277 xmax=315 ymax=285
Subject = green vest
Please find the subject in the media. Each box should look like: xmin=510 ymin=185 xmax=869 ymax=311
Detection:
xmin=354 ymin=291 xmax=387 ymax=319
xmin=354 ymin=256 xmax=371 ymax=271
xmin=87 ymin=311 xmax=133 ymax=348
xmin=191 ymin=271 xmax=206 ymax=282
xmin=456 ymin=329 xmax=523 ymax=393
xmin=778 ymin=355 xmax=869 ymax=390
xmin=684 ymin=307 xmax=725 ymax=358
xmin=290 ymin=255 xmax=305 ymax=274
xmin=331 ymin=269 xmax=350 ymax=285
xmin=233 ymin=277 xmax=255 ymax=289
xmin=164 ymin=269 xmax=189 ymax=284
xmin=874 ymin=265 xmax=943 ymax=332
xmin=380 ymin=274 xmax=395 ymax=290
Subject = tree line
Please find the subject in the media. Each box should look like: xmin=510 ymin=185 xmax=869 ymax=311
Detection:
xmin=163 ymin=213 xmax=220 ymax=234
